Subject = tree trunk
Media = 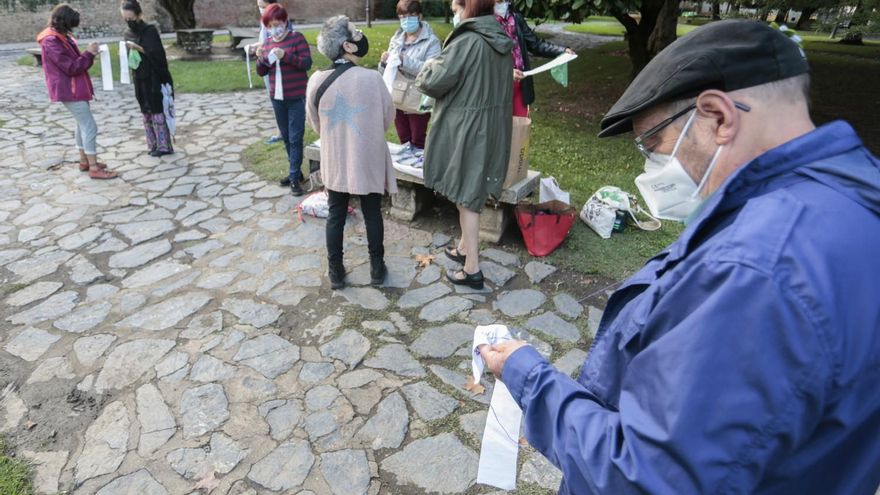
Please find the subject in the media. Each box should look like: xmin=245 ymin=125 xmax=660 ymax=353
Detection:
xmin=612 ymin=0 xmax=679 ymax=79
xmin=648 ymin=0 xmax=679 ymax=58
xmin=776 ymin=8 xmax=789 ymax=24
xmin=712 ymin=0 xmax=721 ymax=20
xmin=795 ymin=7 xmax=815 ymax=29
xmin=156 ymin=0 xmax=196 ymax=30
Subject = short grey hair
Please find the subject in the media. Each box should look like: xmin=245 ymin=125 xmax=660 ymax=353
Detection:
xmin=318 ymin=15 xmax=351 ymax=60
xmin=663 ymin=73 xmax=811 ymax=132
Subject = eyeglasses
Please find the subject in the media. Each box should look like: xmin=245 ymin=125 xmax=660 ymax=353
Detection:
xmin=633 ymin=101 xmax=751 ymax=159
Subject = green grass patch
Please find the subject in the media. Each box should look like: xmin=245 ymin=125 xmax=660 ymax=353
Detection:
xmin=0 ymin=438 xmax=34 ymax=495
xmin=565 ymin=20 xmax=700 ymax=37
xmin=16 ymin=55 xmax=33 ymax=66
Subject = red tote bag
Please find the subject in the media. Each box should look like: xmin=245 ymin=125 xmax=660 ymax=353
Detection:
xmin=515 ymin=200 xmax=577 ymax=257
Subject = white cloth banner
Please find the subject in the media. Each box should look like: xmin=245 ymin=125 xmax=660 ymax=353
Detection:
xmin=522 ymin=52 xmax=578 ymax=77
xmin=267 ymin=51 xmax=283 ymax=100
xmin=472 ymin=324 xmax=522 ymax=490
xmin=244 ymin=43 xmax=254 ymax=89
xmin=383 ymin=52 xmax=401 ymax=95
xmin=118 ymin=41 xmax=130 ymax=84
xmin=98 ymin=44 xmax=113 ymax=91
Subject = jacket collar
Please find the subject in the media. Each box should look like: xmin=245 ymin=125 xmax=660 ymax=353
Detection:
xmin=666 ymin=121 xmax=864 ymax=262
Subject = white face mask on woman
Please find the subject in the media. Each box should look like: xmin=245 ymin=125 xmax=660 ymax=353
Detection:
xmin=268 ymin=25 xmax=286 ymax=40
xmin=452 ymin=12 xmax=461 ymax=27
xmin=634 ymin=110 xmax=724 ymax=222
xmin=494 ymin=2 xmax=509 ymax=18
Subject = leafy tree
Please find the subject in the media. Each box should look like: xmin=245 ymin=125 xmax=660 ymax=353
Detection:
xmin=513 ymin=0 xmax=681 ymax=78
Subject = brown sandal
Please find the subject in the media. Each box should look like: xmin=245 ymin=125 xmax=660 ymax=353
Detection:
xmin=88 ymin=167 xmax=117 ymax=180
xmin=79 ymin=162 xmax=107 ymax=171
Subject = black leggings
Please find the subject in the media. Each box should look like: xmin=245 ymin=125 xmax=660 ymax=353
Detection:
xmin=325 ymin=190 xmax=384 ymax=265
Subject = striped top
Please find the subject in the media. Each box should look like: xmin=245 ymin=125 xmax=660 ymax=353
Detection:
xmin=256 ymin=31 xmax=312 ymax=100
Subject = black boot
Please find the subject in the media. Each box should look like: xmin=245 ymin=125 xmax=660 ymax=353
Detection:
xmin=329 ymin=263 xmax=346 ymax=290
xmin=370 ymin=259 xmax=387 ymax=287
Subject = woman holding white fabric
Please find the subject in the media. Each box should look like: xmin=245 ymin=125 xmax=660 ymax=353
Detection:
xmin=256 ymin=4 xmax=312 ymax=196
xmin=379 ymin=0 xmax=441 ymax=155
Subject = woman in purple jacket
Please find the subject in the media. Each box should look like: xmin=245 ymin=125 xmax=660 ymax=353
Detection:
xmin=37 ymin=4 xmax=117 ymax=179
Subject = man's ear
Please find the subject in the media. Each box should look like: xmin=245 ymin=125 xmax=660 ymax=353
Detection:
xmin=696 ymin=90 xmax=740 ymax=146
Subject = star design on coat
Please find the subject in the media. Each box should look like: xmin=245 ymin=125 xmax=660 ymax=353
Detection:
xmin=321 ymin=92 xmax=365 ymax=135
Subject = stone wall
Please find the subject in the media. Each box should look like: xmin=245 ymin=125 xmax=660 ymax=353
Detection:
xmin=0 ymin=0 xmax=369 ymax=43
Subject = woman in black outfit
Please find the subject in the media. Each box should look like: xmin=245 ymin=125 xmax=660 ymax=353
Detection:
xmin=121 ymin=0 xmax=174 ymax=156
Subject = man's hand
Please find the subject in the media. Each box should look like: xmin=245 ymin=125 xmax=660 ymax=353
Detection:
xmin=513 ymin=69 xmax=525 ymax=82
xmin=565 ymin=47 xmax=576 ymax=55
xmin=125 ymin=41 xmax=144 ymax=54
xmin=381 ymin=51 xmax=389 ymax=63
xmin=271 ymin=47 xmax=284 ymax=60
xmin=479 ymin=340 xmax=529 ymax=378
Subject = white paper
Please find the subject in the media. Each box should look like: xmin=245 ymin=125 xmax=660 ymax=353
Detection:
xmin=522 ymin=52 xmax=578 ymax=77
xmin=118 ymin=41 xmax=130 ymax=84
xmin=98 ymin=44 xmax=113 ymax=91
xmin=472 ymin=324 xmax=522 ymax=490
xmin=383 ymin=52 xmax=401 ymax=95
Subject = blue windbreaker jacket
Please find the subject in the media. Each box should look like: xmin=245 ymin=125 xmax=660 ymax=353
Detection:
xmin=503 ymin=121 xmax=880 ymax=494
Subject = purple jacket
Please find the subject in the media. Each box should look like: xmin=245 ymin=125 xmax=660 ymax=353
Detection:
xmin=37 ymin=28 xmax=95 ymax=102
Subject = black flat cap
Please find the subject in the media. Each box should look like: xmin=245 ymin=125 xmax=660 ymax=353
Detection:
xmin=598 ymin=20 xmax=809 ymax=137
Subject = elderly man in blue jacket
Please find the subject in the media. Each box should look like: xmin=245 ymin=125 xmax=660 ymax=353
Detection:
xmin=480 ymin=20 xmax=880 ymax=495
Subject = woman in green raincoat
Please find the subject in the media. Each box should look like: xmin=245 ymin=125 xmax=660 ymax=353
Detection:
xmin=415 ymin=0 xmax=513 ymax=290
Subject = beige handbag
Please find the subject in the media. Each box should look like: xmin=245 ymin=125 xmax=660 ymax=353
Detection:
xmin=391 ymin=70 xmax=427 ymax=114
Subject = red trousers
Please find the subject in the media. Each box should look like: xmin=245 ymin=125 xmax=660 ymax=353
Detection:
xmin=394 ymin=110 xmax=431 ymax=149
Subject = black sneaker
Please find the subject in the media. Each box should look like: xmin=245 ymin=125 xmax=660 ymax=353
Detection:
xmin=290 ymin=182 xmax=304 ymax=196
xmin=370 ymin=261 xmax=387 ymax=287
xmin=329 ymin=264 xmax=346 ymax=290
xmin=279 ymin=177 xmax=291 ymax=187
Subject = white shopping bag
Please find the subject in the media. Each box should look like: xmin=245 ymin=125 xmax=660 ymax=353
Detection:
xmin=539 ymin=176 xmax=570 ymax=205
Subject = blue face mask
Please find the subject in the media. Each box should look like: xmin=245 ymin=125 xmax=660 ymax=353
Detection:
xmin=400 ymin=16 xmax=420 ymax=33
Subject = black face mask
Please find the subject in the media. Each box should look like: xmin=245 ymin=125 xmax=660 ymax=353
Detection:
xmin=347 ymin=33 xmax=369 ymax=58
xmin=126 ymin=19 xmax=144 ymax=31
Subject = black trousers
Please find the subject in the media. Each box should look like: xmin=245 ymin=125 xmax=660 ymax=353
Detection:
xmin=326 ymin=190 xmax=384 ymax=266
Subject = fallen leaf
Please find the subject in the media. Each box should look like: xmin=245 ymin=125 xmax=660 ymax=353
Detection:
xmin=464 ymin=375 xmax=486 ymax=395
xmin=192 ymin=470 xmax=221 ymax=493
xmin=414 ymin=254 xmax=435 ymax=268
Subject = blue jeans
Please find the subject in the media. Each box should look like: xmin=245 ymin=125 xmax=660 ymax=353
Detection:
xmin=270 ymin=97 xmax=305 ymax=182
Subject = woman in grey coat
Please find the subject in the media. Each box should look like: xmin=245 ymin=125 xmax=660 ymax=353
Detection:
xmin=379 ymin=0 xmax=441 ymax=154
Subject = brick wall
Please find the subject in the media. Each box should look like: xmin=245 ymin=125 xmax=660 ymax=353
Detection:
xmin=0 ymin=0 xmax=368 ymax=43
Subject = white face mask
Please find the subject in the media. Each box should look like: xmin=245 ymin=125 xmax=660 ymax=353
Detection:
xmin=452 ymin=12 xmax=461 ymax=27
xmin=258 ymin=7 xmax=265 ymax=15
xmin=269 ymin=25 xmax=286 ymax=40
xmin=494 ymin=2 xmax=509 ymax=17
xmin=634 ymin=110 xmax=724 ymax=222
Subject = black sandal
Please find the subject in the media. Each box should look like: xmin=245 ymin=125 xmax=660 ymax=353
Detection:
xmin=444 ymin=246 xmax=466 ymax=264
xmin=446 ymin=269 xmax=484 ymax=290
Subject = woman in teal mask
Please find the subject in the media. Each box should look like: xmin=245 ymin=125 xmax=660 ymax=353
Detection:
xmin=379 ymin=0 xmax=441 ymax=156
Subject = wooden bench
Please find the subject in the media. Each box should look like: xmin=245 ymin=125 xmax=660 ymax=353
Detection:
xmin=304 ymin=141 xmax=541 ymax=243
xmin=25 ymin=48 xmax=43 ymax=66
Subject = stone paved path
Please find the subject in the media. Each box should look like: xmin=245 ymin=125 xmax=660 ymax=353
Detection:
xmin=0 ymin=53 xmax=601 ymax=494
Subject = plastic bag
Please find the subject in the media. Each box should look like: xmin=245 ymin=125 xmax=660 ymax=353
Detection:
xmin=539 ymin=176 xmax=570 ymax=205
xmin=580 ymin=186 xmax=661 ymax=239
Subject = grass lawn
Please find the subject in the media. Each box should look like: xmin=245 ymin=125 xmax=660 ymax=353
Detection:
xmin=0 ymin=438 xmax=33 ymax=495
xmin=565 ymin=18 xmax=701 ymax=37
